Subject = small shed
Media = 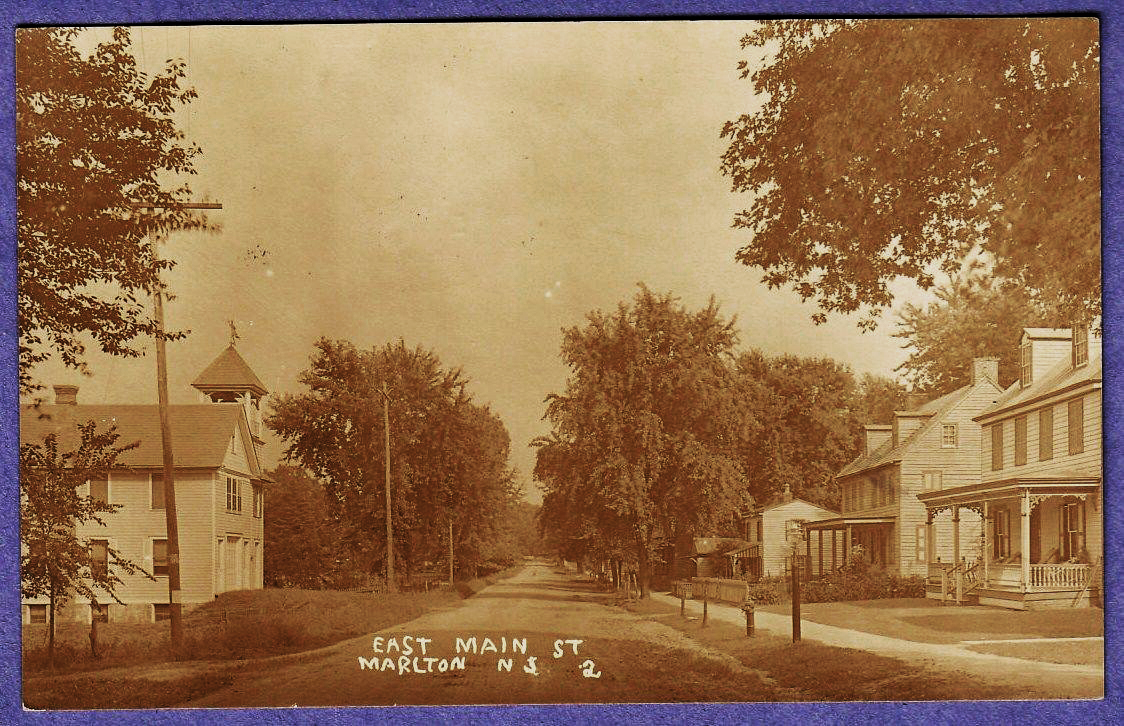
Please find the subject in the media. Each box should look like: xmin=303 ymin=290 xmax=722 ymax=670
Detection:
xmin=739 ymin=490 xmax=838 ymax=579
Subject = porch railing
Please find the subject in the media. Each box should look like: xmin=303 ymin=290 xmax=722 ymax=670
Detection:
xmin=1029 ymin=563 xmax=1090 ymax=590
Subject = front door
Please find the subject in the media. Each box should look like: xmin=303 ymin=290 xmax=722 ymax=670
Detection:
xmin=226 ymin=536 xmax=240 ymax=591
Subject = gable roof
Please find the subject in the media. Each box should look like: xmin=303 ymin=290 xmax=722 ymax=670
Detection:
xmin=976 ymin=351 xmax=1101 ymax=421
xmin=1021 ymin=327 xmax=1072 ymax=341
xmin=192 ymin=345 xmax=268 ymax=397
xmin=20 ymin=403 xmax=256 ymax=473
xmin=837 ymin=385 xmax=975 ymax=478
xmin=750 ymin=496 xmax=839 ymax=516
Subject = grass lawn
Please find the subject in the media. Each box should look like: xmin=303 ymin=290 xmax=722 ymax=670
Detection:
xmin=620 ymin=598 xmax=1018 ymax=701
xmin=900 ymin=608 xmax=1104 ymax=640
xmin=23 ymin=585 xmax=464 ymax=678
xmin=964 ymin=639 xmax=1103 ymax=666
xmin=25 ymin=671 xmax=236 ymax=710
xmin=758 ymin=598 xmax=1103 ymax=644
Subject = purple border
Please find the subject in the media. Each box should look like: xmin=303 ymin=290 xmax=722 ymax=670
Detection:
xmin=1 ymin=2 xmax=1118 ymax=724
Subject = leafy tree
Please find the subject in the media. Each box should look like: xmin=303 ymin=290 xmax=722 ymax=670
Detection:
xmin=16 ymin=27 xmax=210 ymax=395
xmin=535 ymin=286 xmax=752 ymax=597
xmin=894 ymin=275 xmax=1062 ymax=395
xmin=721 ymin=18 xmax=1099 ymax=329
xmin=267 ymin=338 xmax=518 ymax=583
xmin=20 ymin=420 xmax=151 ymax=667
xmin=263 ymin=465 xmax=353 ymax=589
xmin=733 ymin=353 xmax=905 ymax=512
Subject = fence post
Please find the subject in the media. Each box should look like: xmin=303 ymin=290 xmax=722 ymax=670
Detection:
xmin=791 ymin=555 xmax=801 ymax=642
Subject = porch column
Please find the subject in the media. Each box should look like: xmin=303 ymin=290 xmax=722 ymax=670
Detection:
xmin=845 ymin=525 xmax=852 ymax=561
xmin=952 ymin=505 xmax=960 ymax=565
xmin=1021 ymin=489 xmax=1031 ymax=590
xmin=982 ymin=500 xmax=989 ymax=586
xmin=952 ymin=505 xmax=962 ymax=601
xmin=926 ymin=511 xmax=933 ymax=564
xmin=831 ymin=529 xmax=837 ymax=569
xmin=818 ymin=530 xmax=823 ymax=577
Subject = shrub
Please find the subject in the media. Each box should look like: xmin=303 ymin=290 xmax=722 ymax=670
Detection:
xmin=800 ymin=568 xmax=927 ymax=603
xmin=744 ymin=577 xmax=787 ymax=605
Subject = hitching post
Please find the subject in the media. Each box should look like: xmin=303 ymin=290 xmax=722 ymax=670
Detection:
xmin=742 ymin=583 xmax=755 ymax=637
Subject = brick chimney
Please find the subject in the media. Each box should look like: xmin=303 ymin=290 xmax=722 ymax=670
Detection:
xmin=971 ymin=357 xmax=1000 ymax=386
xmin=53 ymin=384 xmax=78 ymax=405
xmin=782 ymin=482 xmax=793 ymax=503
xmin=863 ymin=424 xmax=892 ymax=454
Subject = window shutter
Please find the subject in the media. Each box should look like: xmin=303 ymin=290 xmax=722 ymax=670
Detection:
xmin=1068 ymin=398 xmax=1084 ymax=455
xmin=1039 ymin=407 xmax=1054 ymax=461
xmin=991 ymin=424 xmax=1004 ymax=470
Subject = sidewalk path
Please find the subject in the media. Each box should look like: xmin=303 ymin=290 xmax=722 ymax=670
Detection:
xmin=653 ymin=592 xmax=1103 ymax=697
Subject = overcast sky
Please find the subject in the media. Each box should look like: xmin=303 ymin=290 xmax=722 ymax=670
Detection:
xmin=33 ymin=23 xmax=930 ymax=502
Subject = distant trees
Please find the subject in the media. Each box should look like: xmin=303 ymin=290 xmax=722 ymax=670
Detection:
xmin=534 ymin=287 xmax=753 ymax=597
xmin=895 ymin=274 xmax=1063 ymax=395
xmin=263 ymin=466 xmax=353 ymax=589
xmin=535 ymin=288 xmax=909 ymax=584
xmin=267 ymin=338 xmax=522 ymax=583
xmin=16 ymin=27 xmax=211 ymax=394
xmin=733 ymin=352 xmax=906 ymax=510
xmin=20 ymin=421 xmax=151 ymax=667
xmin=721 ymin=18 xmax=1099 ymax=329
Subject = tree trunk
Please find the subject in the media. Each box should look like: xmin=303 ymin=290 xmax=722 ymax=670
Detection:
xmin=637 ymin=541 xmax=652 ymax=599
xmin=612 ymin=559 xmax=621 ymax=589
xmin=47 ymin=579 xmax=56 ymax=670
xmin=89 ymin=606 xmax=99 ymax=659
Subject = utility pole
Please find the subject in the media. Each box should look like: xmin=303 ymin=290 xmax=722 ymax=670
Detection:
xmin=448 ymin=519 xmax=454 ymax=584
xmin=135 ymin=200 xmax=221 ymax=652
xmin=381 ymin=382 xmax=396 ymax=592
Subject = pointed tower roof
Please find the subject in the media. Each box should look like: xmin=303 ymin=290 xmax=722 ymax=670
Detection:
xmin=192 ymin=345 xmax=268 ymax=398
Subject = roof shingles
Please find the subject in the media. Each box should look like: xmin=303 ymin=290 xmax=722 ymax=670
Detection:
xmin=20 ymin=404 xmax=244 ymax=470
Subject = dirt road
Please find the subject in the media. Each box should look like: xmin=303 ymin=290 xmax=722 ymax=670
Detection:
xmin=184 ymin=563 xmax=767 ymax=706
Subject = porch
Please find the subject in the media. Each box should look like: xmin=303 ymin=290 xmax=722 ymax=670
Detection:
xmin=917 ymin=477 xmax=1102 ymax=609
xmin=802 ymin=516 xmax=897 ymax=576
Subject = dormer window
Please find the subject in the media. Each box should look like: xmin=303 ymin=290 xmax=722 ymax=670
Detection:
xmin=1019 ymin=341 xmax=1033 ymax=386
xmin=1072 ymin=323 xmax=1089 ymax=368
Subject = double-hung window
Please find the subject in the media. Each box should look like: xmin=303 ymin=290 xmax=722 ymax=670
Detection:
xmin=151 ymin=474 xmax=165 ymax=509
xmin=152 ymin=539 xmax=169 ymax=576
xmin=90 ymin=539 xmax=109 ymax=579
xmin=226 ymin=476 xmax=243 ymax=513
xmin=1061 ymin=501 xmax=1086 ymax=560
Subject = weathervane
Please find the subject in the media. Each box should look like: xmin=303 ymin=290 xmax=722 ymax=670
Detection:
xmin=228 ymin=320 xmax=240 ymax=347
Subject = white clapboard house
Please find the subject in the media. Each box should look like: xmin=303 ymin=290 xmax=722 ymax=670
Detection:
xmin=21 ymin=344 xmax=270 ymax=624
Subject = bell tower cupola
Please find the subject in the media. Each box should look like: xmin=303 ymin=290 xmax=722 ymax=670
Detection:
xmin=192 ymin=323 xmax=269 ymax=442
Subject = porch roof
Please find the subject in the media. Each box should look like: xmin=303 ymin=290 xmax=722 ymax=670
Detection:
xmin=802 ymin=516 xmax=896 ymax=531
xmin=916 ymin=475 xmax=1101 ymax=508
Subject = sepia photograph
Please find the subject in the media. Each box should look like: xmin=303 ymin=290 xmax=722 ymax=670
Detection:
xmin=13 ymin=15 xmax=1107 ymax=714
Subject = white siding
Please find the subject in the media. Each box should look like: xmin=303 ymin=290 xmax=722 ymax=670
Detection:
xmin=73 ymin=470 xmax=216 ymax=608
xmin=760 ymin=500 xmax=837 ymax=577
xmin=981 ymin=390 xmax=1102 ymax=483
